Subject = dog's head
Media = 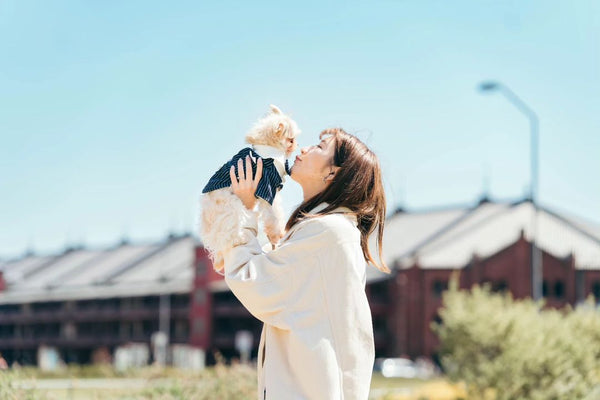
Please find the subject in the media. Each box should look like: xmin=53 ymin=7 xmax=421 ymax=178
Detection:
xmin=245 ymin=104 xmax=300 ymax=157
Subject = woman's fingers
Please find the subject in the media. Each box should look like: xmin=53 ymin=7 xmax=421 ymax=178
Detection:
xmin=237 ymin=158 xmax=245 ymax=181
xmin=229 ymin=166 xmax=238 ymax=189
xmin=229 ymin=155 xmax=262 ymax=210
xmin=253 ymin=157 xmax=263 ymax=186
xmin=245 ymin=156 xmax=254 ymax=185
xmin=231 ymin=156 xmax=259 ymax=187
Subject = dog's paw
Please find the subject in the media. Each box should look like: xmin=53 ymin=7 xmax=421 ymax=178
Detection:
xmin=266 ymin=230 xmax=284 ymax=247
xmin=212 ymin=252 xmax=225 ymax=272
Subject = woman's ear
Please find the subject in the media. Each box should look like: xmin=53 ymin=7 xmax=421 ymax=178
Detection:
xmin=324 ymin=166 xmax=340 ymax=182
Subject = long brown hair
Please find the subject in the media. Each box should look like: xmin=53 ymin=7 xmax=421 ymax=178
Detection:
xmin=285 ymin=128 xmax=390 ymax=273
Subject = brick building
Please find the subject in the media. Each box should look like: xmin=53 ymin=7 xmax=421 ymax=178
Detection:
xmin=0 ymin=234 xmax=195 ymax=366
xmin=185 ymin=197 xmax=600 ymax=363
xmin=2 ymin=197 xmax=599 ymax=367
xmin=365 ymin=197 xmax=600 ymax=360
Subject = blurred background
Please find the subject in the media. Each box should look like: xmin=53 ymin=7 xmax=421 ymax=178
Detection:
xmin=0 ymin=1 xmax=599 ymax=399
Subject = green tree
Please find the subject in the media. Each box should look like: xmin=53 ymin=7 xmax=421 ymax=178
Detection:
xmin=433 ymin=277 xmax=600 ymax=400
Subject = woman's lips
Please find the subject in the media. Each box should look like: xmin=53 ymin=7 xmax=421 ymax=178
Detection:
xmin=295 ymin=156 xmax=301 ymax=162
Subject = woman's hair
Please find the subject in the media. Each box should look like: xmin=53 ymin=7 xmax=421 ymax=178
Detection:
xmin=285 ymin=128 xmax=390 ymax=273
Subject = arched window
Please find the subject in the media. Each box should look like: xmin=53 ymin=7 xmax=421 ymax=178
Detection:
xmin=432 ymin=312 xmax=443 ymax=325
xmin=432 ymin=280 xmax=447 ymax=298
xmin=592 ymin=281 xmax=600 ymax=300
xmin=554 ymin=281 xmax=565 ymax=299
xmin=492 ymin=280 xmax=508 ymax=293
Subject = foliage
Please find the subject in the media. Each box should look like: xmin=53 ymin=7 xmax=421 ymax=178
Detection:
xmin=0 ymin=361 xmax=466 ymax=400
xmin=433 ymin=276 xmax=600 ymax=400
xmin=0 ymin=368 xmax=48 ymax=400
xmin=138 ymin=356 xmax=256 ymax=400
xmin=0 ymin=354 xmax=257 ymax=400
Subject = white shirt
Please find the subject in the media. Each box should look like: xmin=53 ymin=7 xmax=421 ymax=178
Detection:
xmin=252 ymin=144 xmax=287 ymax=182
xmin=223 ymin=203 xmax=375 ymax=400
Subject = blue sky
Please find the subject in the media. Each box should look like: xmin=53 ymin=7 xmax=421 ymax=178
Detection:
xmin=1 ymin=1 xmax=599 ymax=257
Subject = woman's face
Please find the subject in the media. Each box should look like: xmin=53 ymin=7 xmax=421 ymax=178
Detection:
xmin=290 ymin=135 xmax=336 ymax=187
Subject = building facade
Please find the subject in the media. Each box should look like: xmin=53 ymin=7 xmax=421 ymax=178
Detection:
xmin=2 ymin=198 xmax=599 ymax=367
xmin=0 ymin=234 xmax=195 ymax=366
xmin=187 ymin=198 xmax=600 ymax=363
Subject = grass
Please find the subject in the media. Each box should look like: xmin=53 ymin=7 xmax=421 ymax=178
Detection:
xmin=2 ymin=365 xmax=466 ymax=400
xmin=370 ymin=373 xmax=466 ymax=400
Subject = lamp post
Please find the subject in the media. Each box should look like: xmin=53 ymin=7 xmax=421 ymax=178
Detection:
xmin=478 ymin=81 xmax=542 ymax=301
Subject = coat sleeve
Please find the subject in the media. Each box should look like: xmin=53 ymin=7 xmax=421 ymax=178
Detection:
xmin=222 ymin=214 xmax=333 ymax=330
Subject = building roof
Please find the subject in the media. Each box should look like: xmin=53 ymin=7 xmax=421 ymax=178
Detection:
xmin=370 ymin=198 xmax=600 ymax=273
xmin=0 ymin=234 xmax=195 ymax=305
xmin=3 ymin=198 xmax=598 ymax=302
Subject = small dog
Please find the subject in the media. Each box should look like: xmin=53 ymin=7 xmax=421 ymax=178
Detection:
xmin=199 ymin=105 xmax=300 ymax=272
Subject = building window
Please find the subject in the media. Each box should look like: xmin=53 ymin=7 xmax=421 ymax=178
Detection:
xmin=592 ymin=281 xmax=600 ymax=300
xmin=542 ymin=280 xmax=549 ymax=297
xmin=61 ymin=322 xmax=77 ymax=340
xmin=554 ymin=281 xmax=565 ymax=299
xmin=173 ymin=320 xmax=189 ymax=339
xmin=432 ymin=312 xmax=443 ymax=326
xmin=432 ymin=280 xmax=447 ymax=298
xmin=369 ymin=281 xmax=389 ymax=303
xmin=492 ymin=280 xmax=508 ymax=293
xmin=372 ymin=317 xmax=387 ymax=333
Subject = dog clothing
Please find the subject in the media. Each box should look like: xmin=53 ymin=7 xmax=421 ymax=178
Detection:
xmin=202 ymin=147 xmax=290 ymax=205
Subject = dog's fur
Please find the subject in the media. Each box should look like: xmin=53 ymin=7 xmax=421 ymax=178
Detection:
xmin=199 ymin=105 xmax=300 ymax=272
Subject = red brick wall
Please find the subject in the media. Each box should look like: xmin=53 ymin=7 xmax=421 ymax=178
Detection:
xmin=421 ymin=268 xmax=453 ymax=359
xmin=390 ymin=235 xmax=582 ymax=360
xmin=0 ymin=271 xmax=5 ymax=292
xmin=583 ymin=270 xmax=600 ymax=301
xmin=193 ymin=238 xmax=596 ymax=362
xmin=540 ymin=250 xmax=576 ymax=308
xmin=189 ymin=247 xmax=215 ymax=350
xmin=470 ymin=234 xmax=531 ymax=299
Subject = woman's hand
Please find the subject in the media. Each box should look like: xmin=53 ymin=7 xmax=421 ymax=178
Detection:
xmin=230 ymin=155 xmax=263 ymax=210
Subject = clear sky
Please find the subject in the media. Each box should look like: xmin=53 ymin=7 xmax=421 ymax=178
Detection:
xmin=1 ymin=1 xmax=599 ymax=258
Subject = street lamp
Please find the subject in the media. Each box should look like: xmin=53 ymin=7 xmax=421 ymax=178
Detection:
xmin=478 ymin=81 xmax=542 ymax=301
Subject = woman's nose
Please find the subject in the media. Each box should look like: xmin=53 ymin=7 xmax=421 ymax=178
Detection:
xmin=300 ymin=147 xmax=308 ymax=154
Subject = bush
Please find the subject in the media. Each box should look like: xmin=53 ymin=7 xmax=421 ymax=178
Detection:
xmin=0 ymin=369 xmax=47 ymax=400
xmin=0 ymin=354 xmax=257 ymax=400
xmin=433 ymin=277 xmax=600 ymax=400
xmin=138 ymin=357 xmax=256 ymax=400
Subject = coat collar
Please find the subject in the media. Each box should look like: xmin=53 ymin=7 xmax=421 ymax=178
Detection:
xmin=281 ymin=202 xmax=358 ymax=244
xmin=307 ymin=202 xmax=357 ymax=226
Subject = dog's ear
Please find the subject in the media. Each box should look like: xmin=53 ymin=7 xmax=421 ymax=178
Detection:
xmin=270 ymin=104 xmax=282 ymax=115
xmin=275 ymin=122 xmax=286 ymax=137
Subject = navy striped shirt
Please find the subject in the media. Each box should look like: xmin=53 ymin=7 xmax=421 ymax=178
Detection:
xmin=202 ymin=147 xmax=290 ymax=205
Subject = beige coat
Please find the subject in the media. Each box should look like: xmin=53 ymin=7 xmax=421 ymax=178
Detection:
xmin=223 ymin=203 xmax=375 ymax=400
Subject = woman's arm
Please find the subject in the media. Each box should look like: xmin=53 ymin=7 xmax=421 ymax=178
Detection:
xmin=224 ymin=154 xmax=332 ymax=329
xmin=223 ymin=217 xmax=331 ymax=330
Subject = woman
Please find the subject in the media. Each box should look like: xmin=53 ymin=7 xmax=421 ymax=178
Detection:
xmin=224 ymin=128 xmax=390 ymax=400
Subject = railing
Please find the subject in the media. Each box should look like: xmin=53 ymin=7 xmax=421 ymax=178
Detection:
xmin=0 ymin=305 xmax=190 ymax=323
xmin=0 ymin=333 xmax=190 ymax=347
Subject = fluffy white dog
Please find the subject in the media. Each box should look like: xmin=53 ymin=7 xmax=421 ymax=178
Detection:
xmin=199 ymin=105 xmax=300 ymax=272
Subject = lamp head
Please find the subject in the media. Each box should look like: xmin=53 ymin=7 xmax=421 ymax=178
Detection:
xmin=479 ymin=81 xmax=499 ymax=92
